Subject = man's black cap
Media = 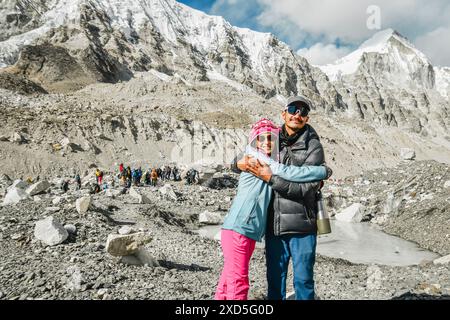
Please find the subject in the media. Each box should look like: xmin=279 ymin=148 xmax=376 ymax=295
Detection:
xmin=285 ymin=95 xmax=312 ymax=111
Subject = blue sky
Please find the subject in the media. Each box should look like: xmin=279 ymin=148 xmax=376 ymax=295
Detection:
xmin=177 ymin=0 xmax=450 ymax=67
xmin=178 ymin=0 xmax=316 ymax=50
xmin=178 ymin=0 xmax=270 ymax=35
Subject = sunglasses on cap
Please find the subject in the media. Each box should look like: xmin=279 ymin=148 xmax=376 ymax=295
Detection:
xmin=285 ymin=104 xmax=309 ymax=117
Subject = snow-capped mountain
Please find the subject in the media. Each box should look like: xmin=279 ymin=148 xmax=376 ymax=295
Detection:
xmin=315 ymin=29 xmax=449 ymax=135
xmin=319 ymin=29 xmax=431 ymax=85
xmin=0 ymin=0 xmax=323 ymax=99
xmin=0 ymin=0 xmax=449 ymax=137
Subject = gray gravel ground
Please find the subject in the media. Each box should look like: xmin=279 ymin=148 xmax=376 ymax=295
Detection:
xmin=0 ymin=164 xmax=449 ymax=300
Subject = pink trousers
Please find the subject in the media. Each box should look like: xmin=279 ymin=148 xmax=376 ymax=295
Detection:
xmin=215 ymin=229 xmax=256 ymax=300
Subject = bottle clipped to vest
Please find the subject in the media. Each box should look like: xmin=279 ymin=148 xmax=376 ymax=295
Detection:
xmin=316 ymin=191 xmax=331 ymax=235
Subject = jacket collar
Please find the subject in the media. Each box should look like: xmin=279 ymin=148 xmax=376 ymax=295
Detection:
xmin=280 ymin=124 xmax=306 ymax=149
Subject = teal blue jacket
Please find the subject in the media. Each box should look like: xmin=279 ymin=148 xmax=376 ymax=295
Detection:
xmin=222 ymin=147 xmax=327 ymax=241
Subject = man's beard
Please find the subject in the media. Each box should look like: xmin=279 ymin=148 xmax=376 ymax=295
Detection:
xmin=287 ymin=118 xmax=305 ymax=130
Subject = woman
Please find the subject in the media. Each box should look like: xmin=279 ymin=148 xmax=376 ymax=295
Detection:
xmin=215 ymin=119 xmax=331 ymax=300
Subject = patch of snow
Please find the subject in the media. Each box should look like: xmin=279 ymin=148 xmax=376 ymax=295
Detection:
xmin=206 ymin=70 xmax=252 ymax=92
xmin=173 ymin=73 xmax=192 ymax=86
xmin=149 ymin=69 xmax=172 ymax=82
xmin=233 ymin=27 xmax=272 ymax=72
xmin=92 ymin=0 xmax=229 ymax=51
xmin=0 ymin=0 xmax=81 ymax=66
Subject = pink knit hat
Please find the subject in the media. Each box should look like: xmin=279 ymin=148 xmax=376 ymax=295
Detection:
xmin=249 ymin=118 xmax=280 ymax=142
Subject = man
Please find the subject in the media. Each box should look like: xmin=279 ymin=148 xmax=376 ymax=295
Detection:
xmin=75 ymin=174 xmax=81 ymax=190
xmin=185 ymin=168 xmax=193 ymax=185
xmin=95 ymin=168 xmax=101 ymax=184
xmin=232 ymin=96 xmax=329 ymax=300
xmin=173 ymin=166 xmax=180 ymax=181
xmin=61 ymin=180 xmax=70 ymax=193
xmin=166 ymin=166 xmax=172 ymax=181
xmin=190 ymin=168 xmax=199 ymax=184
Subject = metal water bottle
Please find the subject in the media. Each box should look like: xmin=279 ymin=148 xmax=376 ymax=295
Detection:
xmin=316 ymin=191 xmax=331 ymax=235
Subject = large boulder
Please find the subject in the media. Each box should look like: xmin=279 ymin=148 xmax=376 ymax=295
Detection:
xmin=129 ymin=187 xmax=151 ymax=204
xmin=59 ymin=137 xmax=80 ymax=152
xmin=26 ymin=180 xmax=51 ymax=196
xmin=105 ymin=232 xmax=152 ymax=256
xmin=433 ymin=254 xmax=450 ymax=265
xmin=335 ymin=203 xmax=365 ymax=222
xmin=10 ymin=132 xmax=25 ymax=144
xmin=400 ymin=148 xmax=416 ymax=160
xmin=3 ymin=187 xmax=30 ymax=205
xmin=34 ymin=216 xmax=68 ymax=246
xmin=382 ymin=192 xmax=403 ymax=215
xmin=64 ymin=224 xmax=77 ymax=235
xmin=60 ymin=137 xmax=71 ymax=148
xmin=81 ymin=172 xmax=97 ymax=187
xmin=118 ymin=226 xmax=135 ymax=235
xmin=8 ymin=179 xmax=28 ymax=191
xmin=75 ymin=196 xmax=92 ymax=215
xmin=199 ymin=210 xmax=222 ymax=225
xmin=159 ymin=184 xmax=178 ymax=201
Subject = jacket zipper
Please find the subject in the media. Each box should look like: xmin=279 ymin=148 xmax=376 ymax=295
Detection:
xmin=275 ymin=148 xmax=290 ymax=236
xmin=306 ymin=208 xmax=313 ymax=225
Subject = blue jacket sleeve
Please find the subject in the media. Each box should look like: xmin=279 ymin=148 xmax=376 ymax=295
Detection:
xmin=272 ymin=163 xmax=326 ymax=182
xmin=244 ymin=146 xmax=327 ymax=182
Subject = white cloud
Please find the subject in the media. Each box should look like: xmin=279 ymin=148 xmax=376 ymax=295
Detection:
xmin=415 ymin=26 xmax=450 ymax=67
xmin=208 ymin=0 xmax=450 ymax=67
xmin=297 ymin=43 xmax=352 ymax=65
xmin=256 ymin=0 xmax=450 ymax=43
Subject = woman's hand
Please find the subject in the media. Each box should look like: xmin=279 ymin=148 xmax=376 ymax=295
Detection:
xmin=237 ymin=155 xmax=257 ymax=171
